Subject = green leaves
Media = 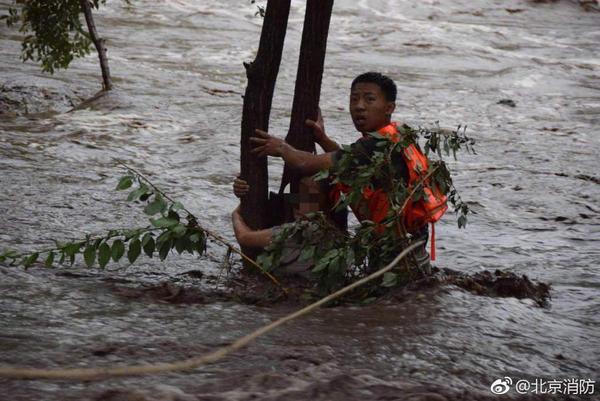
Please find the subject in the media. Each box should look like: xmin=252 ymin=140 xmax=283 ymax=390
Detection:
xmin=458 ymin=214 xmax=467 ymax=229
xmin=144 ymin=194 xmax=167 ymax=215
xmin=381 ymin=272 xmax=398 ymax=287
xmin=83 ymin=245 xmax=96 ymax=267
xmin=189 ymin=233 xmax=201 ymax=243
xmin=313 ymin=249 xmax=339 ymax=273
xmin=171 ymin=202 xmax=184 ymax=211
xmin=127 ymin=238 xmax=141 ymax=264
xmin=127 ymin=183 xmax=151 ymax=202
xmin=111 ymin=240 xmax=125 ymax=261
xmin=171 ymin=224 xmax=187 ymax=237
xmin=64 ymin=243 xmax=82 ymax=265
xmin=174 ymin=237 xmax=187 ymax=254
xmin=22 ymin=252 xmax=39 ymax=268
xmin=142 ymin=234 xmax=155 ymax=258
xmin=116 ymin=175 xmax=134 ymax=190
xmin=158 ymin=239 xmax=172 ymax=261
xmin=4 ymin=0 xmax=99 ymax=74
xmin=256 ymin=253 xmax=274 ymax=271
xmin=151 ymin=217 xmax=179 ymax=229
xmin=299 ymin=245 xmax=316 ymax=262
xmin=45 ymin=251 xmax=55 ymax=268
xmin=190 ymin=230 xmax=206 ymax=256
xmin=420 ymin=124 xmax=475 ymax=160
xmin=0 ymin=166 xmax=225 ymax=283
xmin=98 ymin=242 xmax=111 ymax=268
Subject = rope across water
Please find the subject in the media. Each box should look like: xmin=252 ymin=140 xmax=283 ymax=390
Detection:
xmin=0 ymin=240 xmax=424 ymax=381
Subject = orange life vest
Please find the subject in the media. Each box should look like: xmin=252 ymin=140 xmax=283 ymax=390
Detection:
xmin=331 ymin=122 xmax=448 ymax=260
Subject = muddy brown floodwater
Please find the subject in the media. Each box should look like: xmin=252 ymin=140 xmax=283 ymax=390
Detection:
xmin=0 ymin=0 xmax=599 ymax=400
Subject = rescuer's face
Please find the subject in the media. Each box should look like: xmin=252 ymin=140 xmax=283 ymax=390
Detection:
xmin=349 ymin=82 xmax=395 ymax=134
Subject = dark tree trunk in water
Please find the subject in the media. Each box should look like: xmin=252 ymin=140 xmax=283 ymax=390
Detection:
xmin=79 ymin=0 xmax=112 ymax=91
xmin=279 ymin=0 xmax=335 ymax=203
xmin=240 ymin=0 xmax=291 ymax=259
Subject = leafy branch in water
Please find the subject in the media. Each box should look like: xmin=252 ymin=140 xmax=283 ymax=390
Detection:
xmin=417 ymin=123 xmax=475 ymax=228
xmin=0 ymin=162 xmax=285 ymax=291
xmin=258 ymin=123 xmax=476 ymax=295
xmin=419 ymin=123 xmax=476 ymax=160
xmin=257 ymin=211 xmax=419 ymax=297
xmin=0 ymin=168 xmax=206 ymax=269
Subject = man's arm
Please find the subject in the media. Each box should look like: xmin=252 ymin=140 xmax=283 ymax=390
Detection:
xmin=232 ymin=206 xmax=272 ymax=248
xmin=315 ymin=135 xmax=341 ymax=153
xmin=305 ymin=108 xmax=341 ymax=153
xmin=250 ymin=129 xmax=334 ymax=176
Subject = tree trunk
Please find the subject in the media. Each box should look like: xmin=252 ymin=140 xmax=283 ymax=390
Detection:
xmin=240 ymin=0 xmax=291 ymax=259
xmin=80 ymin=0 xmax=112 ymax=91
xmin=279 ymin=0 xmax=335 ymax=206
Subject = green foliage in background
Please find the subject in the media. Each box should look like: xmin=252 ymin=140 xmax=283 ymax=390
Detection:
xmin=1 ymin=0 xmax=110 ymax=73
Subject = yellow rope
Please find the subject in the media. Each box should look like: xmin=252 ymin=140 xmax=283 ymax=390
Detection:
xmin=0 ymin=240 xmax=424 ymax=381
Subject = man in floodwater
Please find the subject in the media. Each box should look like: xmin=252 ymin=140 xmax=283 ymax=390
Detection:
xmin=232 ymin=106 xmax=348 ymax=277
xmin=234 ymin=72 xmax=437 ymax=274
xmin=232 ymin=175 xmax=338 ymax=277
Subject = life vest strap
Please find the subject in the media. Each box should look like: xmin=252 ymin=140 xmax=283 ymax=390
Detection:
xmin=430 ymin=222 xmax=436 ymax=261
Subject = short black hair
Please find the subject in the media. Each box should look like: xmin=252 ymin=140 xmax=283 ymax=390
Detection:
xmin=351 ymin=72 xmax=397 ymax=102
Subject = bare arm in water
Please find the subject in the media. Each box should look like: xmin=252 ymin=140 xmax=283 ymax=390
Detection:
xmin=231 ymin=205 xmax=272 ymax=248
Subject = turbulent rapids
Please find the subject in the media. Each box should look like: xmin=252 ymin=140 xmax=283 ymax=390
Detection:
xmin=0 ymin=0 xmax=598 ymax=400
